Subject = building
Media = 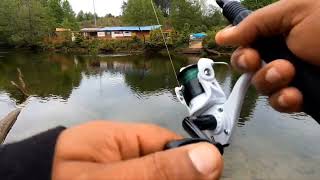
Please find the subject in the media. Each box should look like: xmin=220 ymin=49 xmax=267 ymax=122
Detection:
xmin=54 ymin=28 xmax=75 ymax=42
xmin=80 ymin=25 xmax=161 ymax=40
xmin=189 ymin=33 xmax=207 ymax=49
xmin=55 ymin=28 xmax=71 ymax=32
xmin=80 ymin=28 xmax=102 ymax=38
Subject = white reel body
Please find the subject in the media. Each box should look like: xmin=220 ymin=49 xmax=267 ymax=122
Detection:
xmin=175 ymin=58 xmax=252 ymax=146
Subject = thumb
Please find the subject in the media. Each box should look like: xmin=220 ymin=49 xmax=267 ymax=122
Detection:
xmin=89 ymin=143 xmax=223 ymax=180
xmin=216 ymin=0 xmax=293 ymax=46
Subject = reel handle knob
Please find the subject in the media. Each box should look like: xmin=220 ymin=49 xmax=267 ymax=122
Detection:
xmin=165 ymin=138 xmax=224 ymax=155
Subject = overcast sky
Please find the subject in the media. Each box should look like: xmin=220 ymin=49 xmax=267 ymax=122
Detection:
xmin=68 ymin=0 xmax=219 ymax=16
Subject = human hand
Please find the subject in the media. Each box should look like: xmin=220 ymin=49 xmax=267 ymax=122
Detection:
xmin=52 ymin=121 xmax=223 ymax=180
xmin=215 ymin=0 xmax=320 ymax=113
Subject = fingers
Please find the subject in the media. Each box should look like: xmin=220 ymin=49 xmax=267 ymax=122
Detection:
xmin=215 ymin=0 xmax=292 ymax=46
xmin=269 ymin=87 xmax=303 ymax=112
xmin=231 ymin=47 xmax=261 ymax=72
xmin=112 ymin=123 xmax=182 ymax=158
xmin=252 ymin=60 xmax=295 ymax=95
xmin=55 ymin=122 xmax=181 ymax=163
xmin=231 ymin=50 xmax=296 ymax=94
xmin=53 ymin=143 xmax=223 ymax=180
xmin=230 ymin=50 xmax=302 ymax=112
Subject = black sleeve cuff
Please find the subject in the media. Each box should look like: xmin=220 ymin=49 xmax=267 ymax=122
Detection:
xmin=0 ymin=127 xmax=66 ymax=180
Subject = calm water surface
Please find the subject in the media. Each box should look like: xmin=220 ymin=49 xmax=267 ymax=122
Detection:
xmin=0 ymin=49 xmax=319 ymax=179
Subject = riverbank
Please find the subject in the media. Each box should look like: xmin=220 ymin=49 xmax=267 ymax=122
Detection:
xmin=2 ymin=34 xmax=233 ymax=59
xmin=2 ymin=26 xmax=234 ymax=56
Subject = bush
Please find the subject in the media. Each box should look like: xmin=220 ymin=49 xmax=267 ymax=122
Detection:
xmin=74 ymin=33 xmax=84 ymax=45
xmin=148 ymin=30 xmax=166 ymax=49
xmin=202 ymin=26 xmax=226 ymax=49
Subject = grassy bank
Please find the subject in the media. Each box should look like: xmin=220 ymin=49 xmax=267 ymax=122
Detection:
xmin=41 ymin=29 xmax=233 ymax=56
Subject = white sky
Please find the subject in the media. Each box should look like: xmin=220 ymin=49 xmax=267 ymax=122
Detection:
xmin=68 ymin=0 xmax=219 ymax=16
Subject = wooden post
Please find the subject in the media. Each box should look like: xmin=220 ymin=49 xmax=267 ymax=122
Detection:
xmin=0 ymin=109 xmax=21 ymax=144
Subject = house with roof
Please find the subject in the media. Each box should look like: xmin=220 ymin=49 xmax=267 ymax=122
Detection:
xmin=80 ymin=25 xmax=161 ymax=40
xmin=80 ymin=28 xmax=102 ymax=38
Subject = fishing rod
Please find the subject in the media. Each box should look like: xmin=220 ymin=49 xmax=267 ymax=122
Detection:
xmin=157 ymin=0 xmax=320 ymax=154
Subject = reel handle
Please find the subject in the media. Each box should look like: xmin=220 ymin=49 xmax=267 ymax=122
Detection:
xmin=165 ymin=116 xmax=224 ymax=155
xmin=165 ymin=138 xmax=224 ymax=155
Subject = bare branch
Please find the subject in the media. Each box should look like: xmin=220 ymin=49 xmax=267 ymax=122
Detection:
xmin=11 ymin=68 xmax=30 ymax=98
xmin=17 ymin=68 xmax=26 ymax=90
xmin=11 ymin=81 xmax=30 ymax=97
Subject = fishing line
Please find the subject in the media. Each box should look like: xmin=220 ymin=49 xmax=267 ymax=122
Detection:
xmin=150 ymin=0 xmax=180 ymax=86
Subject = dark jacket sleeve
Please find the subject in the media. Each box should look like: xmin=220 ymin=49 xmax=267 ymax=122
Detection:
xmin=0 ymin=127 xmax=66 ymax=180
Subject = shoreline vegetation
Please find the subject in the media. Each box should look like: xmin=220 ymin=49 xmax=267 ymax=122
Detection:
xmin=42 ymin=29 xmax=234 ymax=56
xmin=0 ymin=0 xmax=275 ymax=55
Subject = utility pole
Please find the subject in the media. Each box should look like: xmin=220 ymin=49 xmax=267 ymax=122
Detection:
xmin=93 ymin=0 xmax=97 ymax=27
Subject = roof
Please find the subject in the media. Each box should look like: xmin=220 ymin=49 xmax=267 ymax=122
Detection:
xmin=100 ymin=25 xmax=161 ymax=31
xmin=191 ymin=33 xmax=207 ymax=39
xmin=80 ymin=28 xmax=103 ymax=32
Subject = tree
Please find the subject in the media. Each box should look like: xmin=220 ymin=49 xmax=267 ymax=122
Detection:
xmin=61 ymin=0 xmax=79 ymax=30
xmin=62 ymin=0 xmax=76 ymax=20
xmin=169 ymin=0 xmax=202 ymax=32
xmin=77 ymin=10 xmax=85 ymax=22
xmin=0 ymin=0 xmax=15 ymax=43
xmin=84 ymin=12 xmax=96 ymax=21
xmin=154 ymin=0 xmax=171 ymax=16
xmin=121 ymin=1 xmax=128 ymax=14
xmin=0 ymin=0 xmax=78 ymax=47
xmin=48 ymin=0 xmax=65 ymax=25
xmin=105 ymin=13 xmax=114 ymax=18
xmin=0 ymin=0 xmax=55 ymax=47
xmin=122 ymin=0 xmax=164 ymax=26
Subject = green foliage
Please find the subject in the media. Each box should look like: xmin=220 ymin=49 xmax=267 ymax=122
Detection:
xmin=0 ymin=0 xmax=78 ymax=48
xmin=0 ymin=0 xmax=242 ymax=51
xmin=77 ymin=11 xmax=97 ymax=23
xmin=97 ymin=39 xmax=144 ymax=53
xmin=149 ymin=30 xmax=164 ymax=45
xmin=121 ymin=0 xmax=227 ymax=35
xmin=48 ymin=0 xmax=65 ymax=24
xmin=169 ymin=0 xmax=202 ymax=32
xmin=74 ymin=33 xmax=84 ymax=45
xmin=61 ymin=0 xmax=79 ymax=30
xmin=122 ymin=0 xmax=164 ymax=26
xmin=241 ymin=0 xmax=277 ymax=10
xmin=176 ymin=23 xmax=191 ymax=47
xmin=47 ymin=0 xmax=78 ymax=30
xmin=0 ymin=0 xmax=55 ymax=47
xmin=82 ymin=16 xmax=123 ymax=28
xmin=146 ymin=30 xmax=166 ymax=50
xmin=50 ymin=38 xmax=145 ymax=54
xmin=154 ymin=0 xmax=171 ymax=16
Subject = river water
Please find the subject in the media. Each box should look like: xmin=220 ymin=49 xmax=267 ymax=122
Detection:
xmin=0 ymin=49 xmax=319 ymax=179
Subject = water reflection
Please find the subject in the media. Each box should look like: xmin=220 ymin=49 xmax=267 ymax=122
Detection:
xmin=0 ymin=50 xmax=319 ymax=179
xmin=0 ymin=52 xmax=83 ymax=102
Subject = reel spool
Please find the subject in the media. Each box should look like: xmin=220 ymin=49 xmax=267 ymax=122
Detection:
xmin=178 ymin=64 xmax=204 ymax=106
